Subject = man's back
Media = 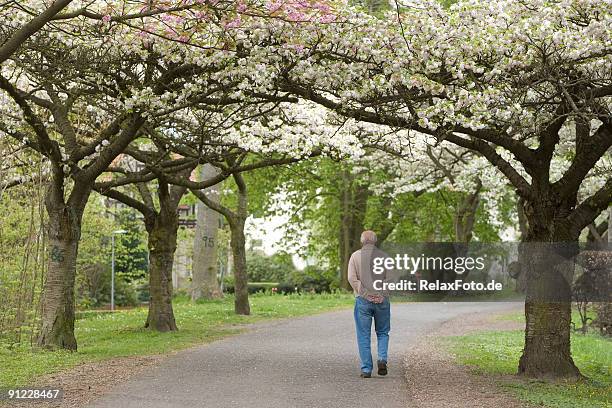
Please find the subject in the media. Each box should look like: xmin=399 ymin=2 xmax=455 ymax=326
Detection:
xmin=348 ymin=244 xmax=387 ymax=298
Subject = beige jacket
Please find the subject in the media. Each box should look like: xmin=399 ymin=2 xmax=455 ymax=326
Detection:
xmin=347 ymin=244 xmax=387 ymax=298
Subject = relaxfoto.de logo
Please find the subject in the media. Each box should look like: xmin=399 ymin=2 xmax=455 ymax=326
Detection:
xmin=372 ymin=279 xmax=504 ymax=292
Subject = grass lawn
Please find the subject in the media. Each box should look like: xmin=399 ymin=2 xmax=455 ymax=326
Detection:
xmin=448 ymin=311 xmax=611 ymax=408
xmin=0 ymin=292 xmax=354 ymax=388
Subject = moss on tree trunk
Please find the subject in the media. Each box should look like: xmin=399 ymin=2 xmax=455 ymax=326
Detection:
xmin=145 ymin=221 xmax=178 ymax=331
xmin=37 ymin=185 xmax=89 ymax=350
xmin=517 ymin=198 xmax=581 ymax=379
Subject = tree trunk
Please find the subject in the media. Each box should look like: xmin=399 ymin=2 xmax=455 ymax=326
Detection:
xmin=143 ymin=178 xmax=187 ymax=332
xmin=450 ymin=180 xmax=481 ymax=284
xmin=191 ymin=172 xmax=249 ymax=315
xmin=517 ymin=197 xmax=581 ymax=379
xmin=584 ymin=209 xmax=611 ymax=336
xmin=519 ymin=299 xmax=579 ymax=378
xmin=352 ymin=182 xmax=369 ymax=245
xmin=518 ymin=251 xmax=580 ymax=378
xmin=226 ymin=238 xmax=233 ymax=277
xmin=99 ymin=175 xmax=185 ymax=332
xmin=608 ymin=206 xmax=612 ymax=242
xmin=338 ymin=169 xmax=368 ymax=290
xmin=191 ymin=164 xmax=222 ymax=300
xmin=37 ymin=184 xmax=90 ymax=350
xmin=339 ymin=170 xmax=352 ymax=290
xmin=599 ymin=208 xmax=611 ymax=337
xmin=515 ymin=197 xmax=529 ymax=293
xmin=145 ymin=211 xmax=179 ymax=331
xmin=453 ymin=180 xmax=481 ymax=244
xmin=230 ymin=217 xmax=250 ymax=315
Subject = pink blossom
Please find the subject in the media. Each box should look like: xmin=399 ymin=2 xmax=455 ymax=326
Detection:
xmin=266 ymin=1 xmax=283 ymax=12
xmin=195 ymin=11 xmax=209 ymax=20
xmin=102 ymin=14 xmax=111 ymax=23
xmin=314 ymin=2 xmax=330 ymax=12
xmin=318 ymin=14 xmax=336 ymax=23
xmin=287 ymin=10 xmax=307 ymax=21
xmin=224 ymin=16 xmax=242 ymax=29
xmin=290 ymin=43 xmax=305 ymax=53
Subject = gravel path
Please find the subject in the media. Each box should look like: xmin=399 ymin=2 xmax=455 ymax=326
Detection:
xmin=86 ymin=301 xmax=521 ymax=408
xmin=404 ymin=304 xmax=532 ymax=408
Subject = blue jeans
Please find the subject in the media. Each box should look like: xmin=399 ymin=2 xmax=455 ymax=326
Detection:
xmin=354 ymin=296 xmax=390 ymax=374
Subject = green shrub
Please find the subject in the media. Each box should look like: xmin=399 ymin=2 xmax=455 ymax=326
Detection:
xmin=277 ymin=282 xmax=298 ymax=294
xmin=246 ymin=251 xmax=296 ymax=282
xmin=223 ymin=279 xmax=280 ymax=294
xmin=135 ymin=279 xmax=149 ymax=303
xmin=76 ymin=266 xmax=140 ymax=308
xmin=285 ymin=266 xmax=339 ymax=293
xmin=222 ymin=275 xmax=235 ymax=291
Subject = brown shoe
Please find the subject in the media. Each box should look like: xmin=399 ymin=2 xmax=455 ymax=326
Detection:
xmin=360 ymin=372 xmax=371 ymax=378
xmin=377 ymin=360 xmax=388 ymax=376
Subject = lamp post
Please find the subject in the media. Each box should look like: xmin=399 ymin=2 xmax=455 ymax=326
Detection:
xmin=111 ymin=229 xmax=128 ymax=311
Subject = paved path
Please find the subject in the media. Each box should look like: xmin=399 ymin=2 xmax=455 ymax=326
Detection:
xmin=89 ymin=302 xmax=520 ymax=408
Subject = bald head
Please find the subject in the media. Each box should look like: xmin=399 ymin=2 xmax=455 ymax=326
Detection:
xmin=360 ymin=230 xmax=377 ymax=246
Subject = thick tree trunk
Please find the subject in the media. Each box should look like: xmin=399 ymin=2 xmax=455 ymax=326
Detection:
xmin=519 ymin=300 xmax=579 ymax=378
xmin=142 ymin=178 xmax=187 ymax=333
xmin=518 ymin=242 xmax=579 ymax=378
xmin=145 ymin=213 xmax=179 ymax=331
xmin=230 ymin=217 xmax=249 ymax=315
xmin=191 ymin=164 xmax=222 ymax=300
xmin=37 ymin=184 xmax=90 ymax=350
xmin=99 ymin=175 xmax=186 ymax=331
xmin=517 ymin=197 xmax=581 ymax=379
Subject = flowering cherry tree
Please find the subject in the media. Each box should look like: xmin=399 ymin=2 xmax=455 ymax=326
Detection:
xmin=0 ymin=0 xmax=336 ymax=349
xmin=266 ymin=0 xmax=611 ymax=378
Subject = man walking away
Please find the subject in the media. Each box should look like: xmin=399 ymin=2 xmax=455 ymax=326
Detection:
xmin=348 ymin=230 xmax=390 ymax=378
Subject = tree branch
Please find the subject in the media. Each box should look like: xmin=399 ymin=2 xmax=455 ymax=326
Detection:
xmin=191 ymin=188 xmax=235 ymax=221
xmin=554 ymin=121 xmax=612 ymax=197
xmin=94 ymin=186 xmax=156 ymax=220
xmin=0 ymin=74 xmax=62 ymax=163
xmin=0 ymin=0 xmax=73 ymax=64
xmin=444 ymin=133 xmax=532 ymax=198
xmin=568 ymin=178 xmax=612 ymax=236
